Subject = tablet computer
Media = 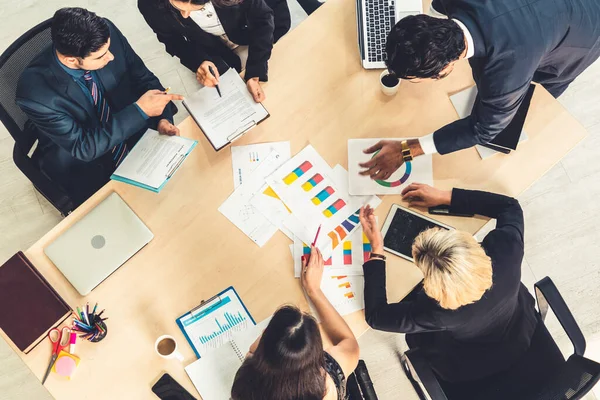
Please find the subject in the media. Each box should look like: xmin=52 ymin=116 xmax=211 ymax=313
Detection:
xmin=381 ymin=204 xmax=454 ymax=261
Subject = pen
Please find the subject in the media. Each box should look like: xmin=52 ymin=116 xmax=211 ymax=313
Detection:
xmin=208 ymin=66 xmax=222 ymax=98
xmin=163 ymin=87 xmax=171 ymax=94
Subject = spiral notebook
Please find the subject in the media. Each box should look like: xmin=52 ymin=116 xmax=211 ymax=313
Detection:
xmin=184 ymin=318 xmax=270 ymax=400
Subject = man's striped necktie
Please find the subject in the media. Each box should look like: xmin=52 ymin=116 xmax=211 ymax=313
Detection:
xmin=83 ymin=71 xmax=128 ymax=167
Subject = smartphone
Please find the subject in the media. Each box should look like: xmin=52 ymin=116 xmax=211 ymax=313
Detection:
xmin=151 ymin=373 xmax=197 ymax=400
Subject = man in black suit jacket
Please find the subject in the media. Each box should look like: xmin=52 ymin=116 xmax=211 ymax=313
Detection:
xmin=359 ymin=184 xmax=538 ymax=383
xmin=358 ymin=0 xmax=600 ymax=181
xmin=16 ymin=7 xmax=183 ymax=206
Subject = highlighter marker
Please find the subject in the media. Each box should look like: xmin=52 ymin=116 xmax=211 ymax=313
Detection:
xmin=69 ymin=332 xmax=77 ymax=354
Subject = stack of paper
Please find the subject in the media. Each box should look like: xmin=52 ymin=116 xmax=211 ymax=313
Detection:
xmin=220 ymin=143 xmax=382 ymax=317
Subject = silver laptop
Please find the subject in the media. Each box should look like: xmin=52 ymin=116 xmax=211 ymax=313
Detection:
xmin=44 ymin=192 xmax=154 ymax=295
xmin=356 ymin=0 xmax=423 ymax=69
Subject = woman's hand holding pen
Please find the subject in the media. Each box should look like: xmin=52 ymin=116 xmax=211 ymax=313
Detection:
xmin=301 ymin=246 xmax=324 ymax=298
xmin=196 ymin=61 xmax=220 ymax=87
xmin=359 ymin=205 xmax=384 ymax=254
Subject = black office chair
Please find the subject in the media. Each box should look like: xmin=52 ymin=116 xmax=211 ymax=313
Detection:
xmin=402 ymin=277 xmax=600 ymax=400
xmin=0 ymin=18 xmax=74 ymax=216
xmin=348 ymin=360 xmax=379 ymax=400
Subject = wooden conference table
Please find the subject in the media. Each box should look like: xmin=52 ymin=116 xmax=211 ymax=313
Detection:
xmin=5 ymin=0 xmax=588 ymax=398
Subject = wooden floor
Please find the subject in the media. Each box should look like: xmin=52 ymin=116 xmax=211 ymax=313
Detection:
xmin=1 ymin=1 xmax=600 ymax=398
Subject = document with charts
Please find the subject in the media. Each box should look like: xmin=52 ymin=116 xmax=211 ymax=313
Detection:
xmin=231 ymin=141 xmax=291 ymax=188
xmin=307 ymin=275 xmax=365 ymax=318
xmin=264 ymin=145 xmax=380 ymax=258
xmin=111 ymin=129 xmax=197 ymax=193
xmin=219 ymin=150 xmax=289 ymax=247
xmin=183 ymin=69 xmax=269 ymax=151
xmin=176 ymin=286 xmax=256 ymax=359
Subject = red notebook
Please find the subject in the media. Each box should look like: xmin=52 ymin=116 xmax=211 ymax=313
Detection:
xmin=0 ymin=252 xmax=72 ymax=353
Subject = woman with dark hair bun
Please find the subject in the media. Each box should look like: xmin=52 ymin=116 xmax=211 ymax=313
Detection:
xmin=231 ymin=246 xmax=360 ymax=400
xmin=138 ymin=0 xmax=290 ymax=103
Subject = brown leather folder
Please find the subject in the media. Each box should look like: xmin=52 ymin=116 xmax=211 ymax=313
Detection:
xmin=0 ymin=251 xmax=72 ymax=353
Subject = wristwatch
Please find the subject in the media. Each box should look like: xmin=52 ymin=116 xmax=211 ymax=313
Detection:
xmin=401 ymin=140 xmax=413 ymax=162
xmin=369 ymin=253 xmax=387 ymax=261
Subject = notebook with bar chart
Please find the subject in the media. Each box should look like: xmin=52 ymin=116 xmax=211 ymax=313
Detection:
xmin=176 ymin=286 xmax=255 ymax=358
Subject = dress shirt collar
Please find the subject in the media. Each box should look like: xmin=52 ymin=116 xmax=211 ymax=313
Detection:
xmin=452 ymin=19 xmax=475 ymax=59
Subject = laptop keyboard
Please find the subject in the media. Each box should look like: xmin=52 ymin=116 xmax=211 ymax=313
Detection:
xmin=365 ymin=0 xmax=395 ymax=63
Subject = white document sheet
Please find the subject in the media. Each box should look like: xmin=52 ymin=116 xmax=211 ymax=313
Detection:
xmin=264 ymin=145 xmax=380 ymax=258
xmin=231 ymin=141 xmax=291 ymax=188
xmin=183 ymin=69 xmax=269 ymax=150
xmin=307 ymin=274 xmax=365 ymax=319
xmin=218 ymin=151 xmax=287 ymax=247
xmin=449 ymin=86 xmax=528 ymax=159
xmin=185 ymin=318 xmax=271 ymax=400
xmin=348 ymin=138 xmax=433 ymax=195
xmin=112 ymin=129 xmax=196 ymax=189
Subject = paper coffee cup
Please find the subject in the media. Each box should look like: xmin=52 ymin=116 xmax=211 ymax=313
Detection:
xmin=380 ymin=70 xmax=400 ymax=96
xmin=155 ymin=335 xmax=184 ymax=362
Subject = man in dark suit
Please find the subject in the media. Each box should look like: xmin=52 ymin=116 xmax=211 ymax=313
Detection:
xmin=358 ymin=0 xmax=600 ymax=180
xmin=16 ymin=7 xmax=184 ymax=206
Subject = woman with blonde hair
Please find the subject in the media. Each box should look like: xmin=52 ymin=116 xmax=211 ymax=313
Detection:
xmin=359 ymin=183 xmax=538 ymax=386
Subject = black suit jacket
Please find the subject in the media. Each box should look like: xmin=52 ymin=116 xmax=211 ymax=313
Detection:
xmin=363 ymin=189 xmax=538 ymax=383
xmin=430 ymin=0 xmax=600 ymax=154
xmin=16 ymin=19 xmax=174 ymax=206
xmin=138 ymin=0 xmax=290 ymax=81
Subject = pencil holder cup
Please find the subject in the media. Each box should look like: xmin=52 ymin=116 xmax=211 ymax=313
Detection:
xmin=89 ymin=321 xmax=107 ymax=343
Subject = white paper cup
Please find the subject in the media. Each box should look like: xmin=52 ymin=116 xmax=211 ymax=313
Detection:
xmin=154 ymin=335 xmax=184 ymax=362
xmin=380 ymin=70 xmax=400 ymax=96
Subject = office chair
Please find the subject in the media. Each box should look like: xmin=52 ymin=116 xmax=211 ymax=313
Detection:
xmin=348 ymin=360 xmax=379 ymax=399
xmin=401 ymin=277 xmax=600 ymax=400
xmin=0 ymin=18 xmax=74 ymax=216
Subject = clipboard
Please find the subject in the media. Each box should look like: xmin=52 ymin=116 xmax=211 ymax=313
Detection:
xmin=111 ymin=134 xmax=198 ymax=193
xmin=176 ymin=286 xmax=255 ymax=358
xmin=183 ymin=103 xmax=270 ymax=152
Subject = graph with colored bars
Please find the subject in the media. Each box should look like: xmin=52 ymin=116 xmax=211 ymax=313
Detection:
xmin=303 ymin=244 xmax=332 ymax=265
xmin=283 ymin=161 xmax=312 ymax=185
xmin=327 ymin=209 xmax=361 ymax=249
xmin=332 ymin=276 xmax=356 ymax=299
xmin=199 ymin=311 xmax=247 ymax=345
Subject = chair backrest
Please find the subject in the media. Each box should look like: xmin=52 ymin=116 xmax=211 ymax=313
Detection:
xmin=0 ymin=18 xmax=52 ymax=150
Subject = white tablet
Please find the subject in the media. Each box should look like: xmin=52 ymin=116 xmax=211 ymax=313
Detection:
xmin=381 ymin=204 xmax=454 ymax=262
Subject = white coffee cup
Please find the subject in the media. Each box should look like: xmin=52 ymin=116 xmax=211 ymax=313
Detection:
xmin=380 ymin=70 xmax=401 ymax=96
xmin=154 ymin=335 xmax=184 ymax=362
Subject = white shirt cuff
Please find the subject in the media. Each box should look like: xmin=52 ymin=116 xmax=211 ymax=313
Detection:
xmin=428 ymin=3 xmax=447 ymax=18
xmin=419 ymin=133 xmax=438 ymax=154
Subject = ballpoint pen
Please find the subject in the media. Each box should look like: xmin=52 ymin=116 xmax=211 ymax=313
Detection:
xmin=207 ymin=66 xmax=222 ymax=97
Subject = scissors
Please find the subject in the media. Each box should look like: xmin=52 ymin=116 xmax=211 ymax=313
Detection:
xmin=41 ymin=326 xmax=70 ymax=384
